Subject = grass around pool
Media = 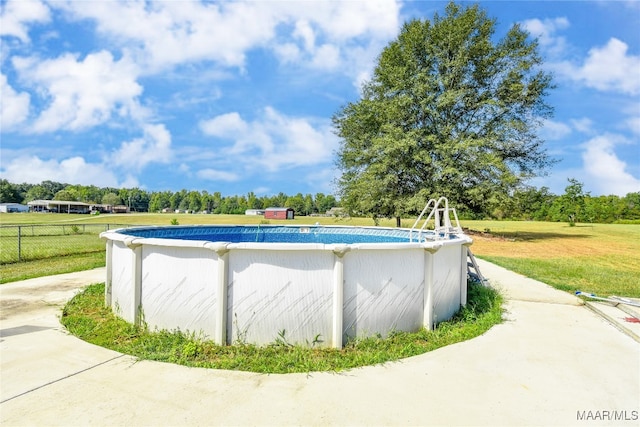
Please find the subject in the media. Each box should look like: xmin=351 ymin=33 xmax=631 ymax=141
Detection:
xmin=61 ymin=281 xmax=503 ymax=374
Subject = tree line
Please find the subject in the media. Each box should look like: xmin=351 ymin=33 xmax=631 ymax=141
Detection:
xmin=0 ymin=178 xmax=638 ymax=223
xmin=0 ymin=179 xmax=338 ymax=216
xmin=480 ymin=180 xmax=640 ymax=224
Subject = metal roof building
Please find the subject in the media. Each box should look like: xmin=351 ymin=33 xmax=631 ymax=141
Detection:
xmin=264 ymin=207 xmax=294 ymax=220
xmin=27 ymin=200 xmax=91 ymax=214
xmin=0 ymin=203 xmax=29 ymax=213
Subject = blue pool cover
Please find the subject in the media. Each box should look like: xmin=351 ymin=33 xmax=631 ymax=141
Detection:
xmin=119 ymin=225 xmax=428 ymax=244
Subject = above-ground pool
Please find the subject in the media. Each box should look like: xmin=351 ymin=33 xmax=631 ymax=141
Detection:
xmin=101 ymin=224 xmax=472 ymax=348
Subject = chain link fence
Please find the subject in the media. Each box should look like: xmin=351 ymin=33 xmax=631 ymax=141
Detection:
xmin=0 ymin=224 xmax=134 ymax=264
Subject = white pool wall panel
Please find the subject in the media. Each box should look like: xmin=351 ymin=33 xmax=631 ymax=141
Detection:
xmin=140 ymin=246 xmax=219 ymax=338
xmin=343 ymin=249 xmax=424 ymax=341
xmin=228 ymin=250 xmax=334 ymax=346
xmin=110 ymin=240 xmax=137 ymax=322
xmin=432 ymin=243 xmax=464 ymax=324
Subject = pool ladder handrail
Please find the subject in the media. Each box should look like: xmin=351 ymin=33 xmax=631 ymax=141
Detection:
xmin=410 ymin=197 xmax=488 ymax=285
xmin=409 ymin=197 xmax=462 ymax=242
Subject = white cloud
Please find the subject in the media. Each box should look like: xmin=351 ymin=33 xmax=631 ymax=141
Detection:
xmin=354 ymin=70 xmax=371 ymax=93
xmin=0 ymin=0 xmax=50 ymax=43
xmin=540 ymin=119 xmax=572 ymax=140
xmin=197 ymin=169 xmax=239 ymax=182
xmin=625 ymin=116 xmax=640 ymax=136
xmin=281 ymin=1 xmax=399 ymax=82
xmin=310 ymin=44 xmax=341 ymax=71
xmin=199 ymin=112 xmax=248 ymax=138
xmin=581 ymin=134 xmax=640 ymax=195
xmin=0 ymin=73 xmax=30 ymax=130
xmin=54 ymin=0 xmax=400 ymax=85
xmin=523 ymin=16 xmax=640 ymax=96
xmin=252 ymin=186 xmax=271 ymax=195
xmin=569 ymin=118 xmax=594 ymax=134
xmin=1 ymin=123 xmax=172 ymax=186
xmin=110 ymin=124 xmax=172 ymax=171
xmin=293 ymin=20 xmax=315 ymax=53
xmin=0 ymin=155 xmax=121 ymax=187
xmin=178 ymin=163 xmax=190 ymax=174
xmin=258 ymin=107 xmax=337 ymax=170
xmin=273 ymin=43 xmax=302 ymax=64
xmin=520 ymin=17 xmax=569 ymax=58
xmin=199 ymin=107 xmax=338 ymax=173
xmin=304 ymin=167 xmax=337 ymax=194
xmin=56 ymin=1 xmax=278 ymax=72
xmin=13 ymin=51 xmax=143 ymax=132
xmin=556 ymin=38 xmax=640 ymax=95
xmin=309 ymin=1 xmax=399 ymax=41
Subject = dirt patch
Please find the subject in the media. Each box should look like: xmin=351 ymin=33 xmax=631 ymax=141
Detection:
xmin=465 ymin=228 xmax=515 ymax=242
xmin=0 ymin=276 xmax=95 ymax=319
xmin=0 ymin=294 xmax=68 ymax=319
xmin=467 ymin=232 xmax=629 ymax=259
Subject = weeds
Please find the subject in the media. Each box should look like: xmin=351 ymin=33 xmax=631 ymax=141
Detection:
xmin=273 ymin=329 xmax=294 ymax=348
xmin=61 ymin=282 xmax=503 ymax=374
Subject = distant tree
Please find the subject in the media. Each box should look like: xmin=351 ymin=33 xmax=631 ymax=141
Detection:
xmin=274 ymin=192 xmax=288 ymax=207
xmin=220 ymin=195 xmax=245 ymax=214
xmin=211 ymin=192 xmax=222 ymax=213
xmin=621 ymin=192 xmax=640 ymax=220
xmin=53 ymin=189 xmax=77 ymax=201
xmin=102 ymin=192 xmax=121 ymax=206
xmin=63 ymin=185 xmax=100 ymax=203
xmin=170 ymin=190 xmax=186 ymax=211
xmin=285 ymin=193 xmax=306 ymax=214
xmin=148 ymin=191 xmax=171 ymax=212
xmin=247 ymin=192 xmax=263 ymax=210
xmin=11 ymin=182 xmax=33 ymax=203
xmin=303 ymin=194 xmax=314 ymax=215
xmin=42 ymin=181 xmax=66 ymax=197
xmin=24 ymin=185 xmax=47 ymax=202
xmin=178 ymin=197 xmax=189 ymax=211
xmin=552 ymin=178 xmax=587 ymax=225
xmin=315 ymin=193 xmax=338 ymax=213
xmin=187 ymin=191 xmax=202 ymax=212
xmin=334 ymin=2 xmax=554 ymax=226
xmin=200 ymin=191 xmax=211 ymax=212
xmin=0 ymin=179 xmax=21 ymax=203
xmin=511 ymin=186 xmax=554 ymax=220
xmin=118 ymin=188 xmax=150 ymax=212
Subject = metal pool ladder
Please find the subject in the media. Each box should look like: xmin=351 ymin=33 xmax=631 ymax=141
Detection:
xmin=466 ymin=250 xmax=486 ymax=284
xmin=409 ymin=197 xmax=486 ymax=284
xmin=409 ymin=196 xmax=462 ymax=242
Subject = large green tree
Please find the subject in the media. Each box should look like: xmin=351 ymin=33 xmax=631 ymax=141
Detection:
xmin=334 ymin=2 xmax=554 ymax=225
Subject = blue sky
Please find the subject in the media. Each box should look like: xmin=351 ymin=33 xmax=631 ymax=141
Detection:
xmin=1 ymin=0 xmax=639 ymax=197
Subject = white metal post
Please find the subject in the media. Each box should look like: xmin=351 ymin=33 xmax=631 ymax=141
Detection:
xmin=332 ymin=245 xmax=350 ymax=348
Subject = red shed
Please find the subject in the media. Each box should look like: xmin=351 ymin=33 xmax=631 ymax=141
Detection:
xmin=264 ymin=207 xmax=295 ymax=220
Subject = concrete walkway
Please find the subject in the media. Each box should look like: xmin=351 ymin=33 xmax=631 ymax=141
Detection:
xmin=1 ymin=261 xmax=638 ymax=426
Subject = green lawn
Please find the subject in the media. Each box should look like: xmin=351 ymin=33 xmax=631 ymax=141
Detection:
xmin=460 ymin=221 xmax=640 ymax=298
xmin=0 ymin=252 xmax=105 ymax=283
